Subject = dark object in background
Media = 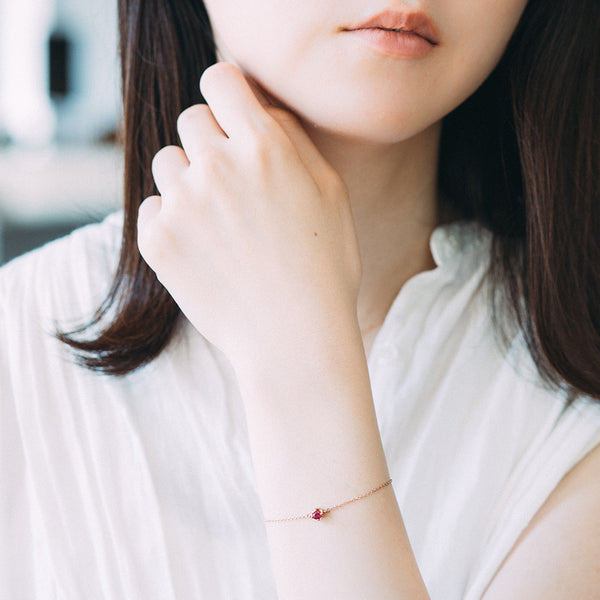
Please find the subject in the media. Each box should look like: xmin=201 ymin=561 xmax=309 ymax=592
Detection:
xmin=1 ymin=220 xmax=94 ymax=265
xmin=49 ymin=31 xmax=72 ymax=99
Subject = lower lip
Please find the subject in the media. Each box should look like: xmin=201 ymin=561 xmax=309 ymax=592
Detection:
xmin=345 ymin=28 xmax=434 ymax=58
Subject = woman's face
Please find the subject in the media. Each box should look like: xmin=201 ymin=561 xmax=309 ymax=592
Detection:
xmin=202 ymin=0 xmax=528 ymax=144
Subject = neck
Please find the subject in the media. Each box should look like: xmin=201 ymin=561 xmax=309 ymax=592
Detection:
xmin=302 ymin=121 xmax=442 ymax=342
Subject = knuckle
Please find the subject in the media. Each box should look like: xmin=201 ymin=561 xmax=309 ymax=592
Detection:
xmin=152 ymin=145 xmax=180 ymax=172
xmin=138 ymin=213 xmax=176 ymax=268
xmin=196 ymin=147 xmax=229 ymax=179
xmin=177 ymin=107 xmax=195 ymax=131
xmin=137 ymin=195 xmax=160 ymax=228
xmin=177 ymin=104 xmax=210 ymax=132
xmin=162 ymin=179 xmax=190 ymax=207
xmin=200 ymin=62 xmax=235 ymax=94
xmin=137 ymin=219 xmax=156 ymax=263
xmin=240 ymin=131 xmax=272 ymax=163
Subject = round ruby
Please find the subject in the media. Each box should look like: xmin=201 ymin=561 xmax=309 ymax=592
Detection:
xmin=311 ymin=509 xmax=324 ymax=520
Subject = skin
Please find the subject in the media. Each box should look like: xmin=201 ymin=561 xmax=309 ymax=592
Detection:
xmin=202 ymin=0 xmax=530 ymax=355
xmin=137 ymin=1 xmax=600 ymax=597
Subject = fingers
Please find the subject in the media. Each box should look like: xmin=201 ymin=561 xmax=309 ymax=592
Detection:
xmin=177 ymin=103 xmax=228 ymax=162
xmin=137 ymin=194 xmax=162 ymax=254
xmin=154 ymin=62 xmax=343 ymax=203
xmin=152 ymin=145 xmax=189 ymax=194
xmin=200 ymin=62 xmax=272 ymax=139
xmin=200 ymin=63 xmax=339 ymax=186
xmin=267 ymin=107 xmax=343 ymax=190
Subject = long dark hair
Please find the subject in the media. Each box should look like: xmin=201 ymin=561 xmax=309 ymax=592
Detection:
xmin=59 ymin=0 xmax=600 ymax=401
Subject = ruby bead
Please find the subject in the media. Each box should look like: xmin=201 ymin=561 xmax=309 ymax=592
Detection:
xmin=311 ymin=508 xmax=324 ymax=520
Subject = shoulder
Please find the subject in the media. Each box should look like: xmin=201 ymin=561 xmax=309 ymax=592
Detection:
xmin=483 ymin=436 xmax=600 ymax=599
xmin=0 ymin=212 xmax=122 ymax=325
xmin=0 ymin=212 xmax=123 ymax=390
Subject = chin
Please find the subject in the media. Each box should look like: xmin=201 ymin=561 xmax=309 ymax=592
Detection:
xmin=298 ymin=106 xmax=435 ymax=147
xmin=258 ymin=75 xmax=439 ymax=146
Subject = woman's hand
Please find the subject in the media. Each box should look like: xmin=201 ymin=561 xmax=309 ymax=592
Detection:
xmin=138 ymin=63 xmax=430 ymax=600
xmin=137 ymin=62 xmax=361 ymax=369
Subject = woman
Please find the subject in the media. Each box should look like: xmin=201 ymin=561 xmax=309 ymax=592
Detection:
xmin=1 ymin=0 xmax=599 ymax=597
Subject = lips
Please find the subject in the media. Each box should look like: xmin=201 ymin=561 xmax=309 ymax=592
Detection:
xmin=343 ymin=9 xmax=440 ymax=46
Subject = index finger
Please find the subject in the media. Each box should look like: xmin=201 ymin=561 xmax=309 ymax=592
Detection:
xmin=199 ymin=62 xmax=273 ymax=139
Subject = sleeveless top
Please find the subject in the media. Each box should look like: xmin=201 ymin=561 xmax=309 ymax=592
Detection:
xmin=1 ymin=212 xmax=599 ymax=599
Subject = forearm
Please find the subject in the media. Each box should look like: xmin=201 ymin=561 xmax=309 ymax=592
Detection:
xmin=234 ymin=317 xmax=429 ymax=600
xmin=138 ymin=61 xmax=429 ymax=599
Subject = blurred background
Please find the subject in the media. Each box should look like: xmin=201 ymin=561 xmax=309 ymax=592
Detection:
xmin=0 ymin=0 xmax=122 ymax=264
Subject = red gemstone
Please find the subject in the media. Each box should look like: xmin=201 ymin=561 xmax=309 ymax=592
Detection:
xmin=311 ymin=509 xmax=324 ymax=520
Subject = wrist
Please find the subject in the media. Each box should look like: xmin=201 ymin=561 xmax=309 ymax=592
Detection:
xmin=229 ymin=313 xmax=386 ymax=519
xmin=230 ymin=308 xmax=365 ymax=400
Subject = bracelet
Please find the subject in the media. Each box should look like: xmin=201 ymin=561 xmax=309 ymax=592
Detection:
xmin=264 ymin=478 xmax=392 ymax=523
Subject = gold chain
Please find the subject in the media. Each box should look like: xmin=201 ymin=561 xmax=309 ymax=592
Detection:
xmin=264 ymin=479 xmax=392 ymax=523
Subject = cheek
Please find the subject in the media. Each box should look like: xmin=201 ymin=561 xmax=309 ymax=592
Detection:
xmin=205 ymin=0 xmax=318 ymax=68
xmin=309 ymin=1 xmax=530 ymax=142
xmin=437 ymin=0 xmax=528 ymax=101
xmin=203 ymin=0 xmax=529 ymax=145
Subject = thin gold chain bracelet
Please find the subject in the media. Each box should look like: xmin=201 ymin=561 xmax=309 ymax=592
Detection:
xmin=264 ymin=478 xmax=392 ymax=523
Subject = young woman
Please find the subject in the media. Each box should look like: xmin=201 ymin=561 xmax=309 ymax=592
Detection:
xmin=1 ymin=0 xmax=599 ymax=598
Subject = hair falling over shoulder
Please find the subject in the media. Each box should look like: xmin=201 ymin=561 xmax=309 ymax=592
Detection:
xmin=58 ymin=0 xmax=600 ymax=400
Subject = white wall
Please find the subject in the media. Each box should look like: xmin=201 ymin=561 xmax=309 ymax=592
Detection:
xmin=0 ymin=0 xmax=58 ymax=145
xmin=53 ymin=0 xmax=120 ymax=142
xmin=0 ymin=0 xmax=122 ymax=262
xmin=0 ymin=0 xmax=120 ymax=145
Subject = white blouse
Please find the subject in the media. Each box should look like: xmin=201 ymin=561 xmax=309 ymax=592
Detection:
xmin=1 ymin=212 xmax=599 ymax=599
